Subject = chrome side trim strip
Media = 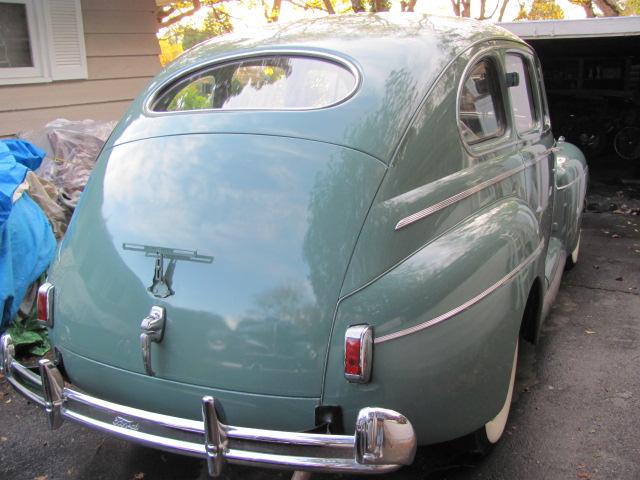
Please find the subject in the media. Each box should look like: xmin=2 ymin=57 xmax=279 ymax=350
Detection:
xmin=556 ymin=165 xmax=588 ymax=191
xmin=375 ymin=239 xmax=545 ymax=344
xmin=395 ymin=155 xmax=544 ymax=231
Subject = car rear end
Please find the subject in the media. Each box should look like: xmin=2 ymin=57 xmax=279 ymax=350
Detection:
xmin=1 ymin=45 xmax=419 ymax=475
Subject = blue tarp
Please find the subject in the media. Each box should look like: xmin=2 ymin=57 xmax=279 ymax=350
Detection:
xmin=0 ymin=140 xmax=56 ymax=331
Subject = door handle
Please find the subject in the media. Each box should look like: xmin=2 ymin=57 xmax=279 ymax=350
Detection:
xmin=140 ymin=306 xmax=166 ymax=376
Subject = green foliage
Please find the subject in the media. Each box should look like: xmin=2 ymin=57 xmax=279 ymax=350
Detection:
xmin=7 ymin=309 xmax=50 ymax=357
xmin=367 ymin=0 xmax=391 ymax=11
xmin=516 ymin=0 xmax=564 ymax=19
xmin=163 ymin=6 xmax=233 ymax=51
xmin=168 ymin=81 xmax=212 ymax=110
xmin=623 ymin=0 xmax=640 ymax=13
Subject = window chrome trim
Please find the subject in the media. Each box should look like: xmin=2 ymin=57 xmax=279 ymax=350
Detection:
xmin=504 ymin=49 xmax=542 ymax=138
xmin=395 ymin=152 xmax=546 ymax=231
xmin=456 ymin=49 xmax=511 ymax=155
xmin=144 ymin=50 xmax=362 ymax=115
xmin=375 ymin=239 xmax=544 ymax=344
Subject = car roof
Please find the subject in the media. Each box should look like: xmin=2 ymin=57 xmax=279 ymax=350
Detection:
xmin=112 ymin=14 xmax=524 ymax=163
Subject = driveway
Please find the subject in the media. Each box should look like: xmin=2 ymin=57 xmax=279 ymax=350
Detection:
xmin=1 ymin=212 xmax=639 ymax=480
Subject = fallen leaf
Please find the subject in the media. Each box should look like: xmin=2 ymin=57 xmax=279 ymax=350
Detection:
xmin=577 ymin=472 xmax=591 ymax=479
xmin=34 ymin=476 xmax=48 ymax=480
xmin=585 ymin=330 xmax=596 ymax=335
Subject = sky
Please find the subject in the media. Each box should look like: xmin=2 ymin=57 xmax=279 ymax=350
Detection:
xmin=167 ymin=0 xmax=589 ymax=39
xmin=179 ymin=0 xmax=590 ymax=34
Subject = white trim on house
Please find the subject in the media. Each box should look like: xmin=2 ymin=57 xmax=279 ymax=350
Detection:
xmin=499 ymin=16 xmax=640 ymax=40
xmin=0 ymin=0 xmax=87 ymax=85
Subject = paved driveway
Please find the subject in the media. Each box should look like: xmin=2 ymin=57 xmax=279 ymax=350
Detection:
xmin=1 ymin=212 xmax=639 ymax=480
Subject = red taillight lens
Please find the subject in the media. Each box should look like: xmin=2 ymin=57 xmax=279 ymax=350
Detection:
xmin=345 ymin=337 xmax=362 ymax=376
xmin=344 ymin=325 xmax=373 ymax=383
xmin=37 ymin=283 xmax=54 ymax=327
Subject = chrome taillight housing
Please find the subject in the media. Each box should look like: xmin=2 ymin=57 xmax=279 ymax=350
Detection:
xmin=344 ymin=324 xmax=373 ymax=383
xmin=37 ymin=283 xmax=54 ymax=327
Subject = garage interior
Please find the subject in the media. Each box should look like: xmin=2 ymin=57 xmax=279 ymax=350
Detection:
xmin=502 ymin=18 xmax=640 ymax=212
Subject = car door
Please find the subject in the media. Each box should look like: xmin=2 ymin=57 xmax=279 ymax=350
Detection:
xmin=503 ymin=49 xmax=555 ymax=261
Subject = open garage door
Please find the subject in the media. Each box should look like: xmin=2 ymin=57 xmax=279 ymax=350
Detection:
xmin=502 ymin=17 xmax=640 ymax=164
xmin=502 ymin=17 xmax=640 ymax=213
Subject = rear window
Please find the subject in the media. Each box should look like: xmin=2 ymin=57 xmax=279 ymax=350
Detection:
xmin=151 ymin=56 xmax=357 ymax=112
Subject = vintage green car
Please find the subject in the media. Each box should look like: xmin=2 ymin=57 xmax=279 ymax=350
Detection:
xmin=1 ymin=13 xmax=587 ymax=477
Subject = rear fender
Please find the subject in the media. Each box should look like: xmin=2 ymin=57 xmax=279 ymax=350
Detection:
xmin=322 ymin=198 xmax=543 ymax=444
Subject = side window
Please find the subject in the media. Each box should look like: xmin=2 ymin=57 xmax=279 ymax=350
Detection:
xmin=505 ymin=53 xmax=538 ymax=134
xmin=458 ymin=58 xmax=506 ymax=145
xmin=535 ymin=58 xmax=552 ymax=130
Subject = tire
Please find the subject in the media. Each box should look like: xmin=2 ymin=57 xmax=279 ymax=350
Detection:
xmin=614 ymin=127 xmax=640 ymax=161
xmin=470 ymin=340 xmax=518 ymax=455
xmin=577 ymin=129 xmax=607 ymax=159
xmin=565 ymin=230 xmax=581 ymax=271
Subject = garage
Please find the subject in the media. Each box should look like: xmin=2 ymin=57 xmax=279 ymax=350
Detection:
xmin=502 ymin=17 xmax=640 ymax=190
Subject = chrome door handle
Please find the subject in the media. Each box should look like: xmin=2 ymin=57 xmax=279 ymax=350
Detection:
xmin=140 ymin=306 xmax=166 ymax=376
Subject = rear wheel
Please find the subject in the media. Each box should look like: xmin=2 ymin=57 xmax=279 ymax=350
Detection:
xmin=565 ymin=230 xmax=581 ymax=271
xmin=470 ymin=340 xmax=518 ymax=454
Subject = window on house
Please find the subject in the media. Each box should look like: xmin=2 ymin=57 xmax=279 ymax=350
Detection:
xmin=0 ymin=3 xmax=33 ymax=68
xmin=0 ymin=0 xmax=87 ymax=85
xmin=505 ymin=53 xmax=538 ymax=134
xmin=458 ymin=58 xmax=506 ymax=145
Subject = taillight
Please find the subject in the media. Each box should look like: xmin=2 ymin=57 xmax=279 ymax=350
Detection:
xmin=37 ymin=283 xmax=54 ymax=327
xmin=344 ymin=325 xmax=373 ymax=383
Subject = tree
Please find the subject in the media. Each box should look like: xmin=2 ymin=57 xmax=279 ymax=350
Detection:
xmin=449 ymin=0 xmax=507 ymax=20
xmin=160 ymin=4 xmax=233 ymax=58
xmin=569 ymin=0 xmax=623 ymax=16
xmin=516 ymin=0 xmax=564 ymax=19
xmin=626 ymin=0 xmax=640 ymax=13
xmin=450 ymin=0 xmax=472 ymax=16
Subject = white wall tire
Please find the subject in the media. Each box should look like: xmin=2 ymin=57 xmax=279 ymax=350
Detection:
xmin=565 ymin=230 xmax=581 ymax=271
xmin=484 ymin=341 xmax=518 ymax=444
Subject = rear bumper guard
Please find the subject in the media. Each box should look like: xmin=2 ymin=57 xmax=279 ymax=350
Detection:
xmin=1 ymin=333 xmax=416 ymax=476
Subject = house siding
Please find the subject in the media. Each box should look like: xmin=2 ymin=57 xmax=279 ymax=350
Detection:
xmin=0 ymin=0 xmax=160 ymax=136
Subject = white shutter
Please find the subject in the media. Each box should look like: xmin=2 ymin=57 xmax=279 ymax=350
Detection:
xmin=43 ymin=0 xmax=87 ymax=81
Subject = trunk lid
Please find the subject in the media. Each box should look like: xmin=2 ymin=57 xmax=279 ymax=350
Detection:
xmin=49 ymin=133 xmax=385 ymax=397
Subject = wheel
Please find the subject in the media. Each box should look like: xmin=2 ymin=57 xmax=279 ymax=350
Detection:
xmin=614 ymin=127 xmax=640 ymax=161
xmin=577 ymin=130 xmax=607 ymax=158
xmin=565 ymin=229 xmax=581 ymax=271
xmin=469 ymin=340 xmax=518 ymax=455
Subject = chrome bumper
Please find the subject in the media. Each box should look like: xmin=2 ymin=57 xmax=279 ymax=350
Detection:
xmin=0 ymin=334 xmax=416 ymax=476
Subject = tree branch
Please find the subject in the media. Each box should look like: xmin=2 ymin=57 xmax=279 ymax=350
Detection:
xmin=593 ymin=0 xmax=621 ymax=15
xmin=157 ymin=0 xmax=202 ymax=27
xmin=322 ymin=0 xmax=336 ymax=14
xmin=498 ymin=0 xmax=510 ymax=20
